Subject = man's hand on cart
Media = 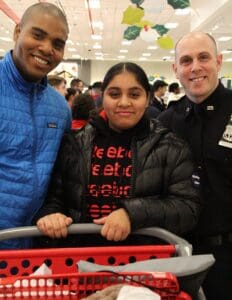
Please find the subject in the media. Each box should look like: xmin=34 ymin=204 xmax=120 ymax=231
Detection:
xmin=36 ymin=213 xmax=73 ymax=238
xmin=93 ymin=208 xmax=131 ymax=241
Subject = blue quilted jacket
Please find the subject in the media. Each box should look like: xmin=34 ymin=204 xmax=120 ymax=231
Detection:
xmin=0 ymin=51 xmax=71 ymax=248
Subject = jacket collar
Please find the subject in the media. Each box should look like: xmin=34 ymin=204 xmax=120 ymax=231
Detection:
xmin=3 ymin=51 xmax=47 ymax=95
xmin=89 ymin=109 xmax=150 ymax=140
xmin=72 ymin=119 xmax=88 ymax=129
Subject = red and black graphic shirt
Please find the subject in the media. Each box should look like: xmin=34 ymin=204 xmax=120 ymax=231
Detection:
xmin=85 ymin=131 xmax=132 ymax=220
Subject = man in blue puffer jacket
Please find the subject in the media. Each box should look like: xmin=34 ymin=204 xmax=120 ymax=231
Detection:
xmin=0 ymin=2 xmax=71 ymax=248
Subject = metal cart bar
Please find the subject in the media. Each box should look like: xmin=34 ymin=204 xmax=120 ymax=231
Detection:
xmin=0 ymin=224 xmax=192 ymax=256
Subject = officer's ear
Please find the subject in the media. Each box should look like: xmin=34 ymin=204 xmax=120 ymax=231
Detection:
xmin=216 ymin=53 xmax=223 ymax=73
xmin=172 ymin=63 xmax=179 ymax=80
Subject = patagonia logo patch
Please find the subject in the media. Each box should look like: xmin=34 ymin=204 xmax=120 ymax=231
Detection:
xmin=206 ymin=105 xmax=214 ymax=111
xmin=47 ymin=122 xmax=57 ymax=128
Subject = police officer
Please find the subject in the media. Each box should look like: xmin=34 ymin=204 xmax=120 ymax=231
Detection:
xmin=159 ymin=31 xmax=232 ymax=300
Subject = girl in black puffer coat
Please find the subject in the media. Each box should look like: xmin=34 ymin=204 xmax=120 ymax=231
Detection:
xmin=35 ymin=62 xmax=200 ymax=245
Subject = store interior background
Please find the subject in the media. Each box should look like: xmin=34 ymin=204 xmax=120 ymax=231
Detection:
xmin=0 ymin=0 xmax=232 ymax=88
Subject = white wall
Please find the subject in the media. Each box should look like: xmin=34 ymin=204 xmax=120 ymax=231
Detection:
xmin=220 ymin=61 xmax=232 ymax=78
xmin=90 ymin=60 xmax=232 ymax=86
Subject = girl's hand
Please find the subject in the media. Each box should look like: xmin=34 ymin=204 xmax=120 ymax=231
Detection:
xmin=93 ymin=208 xmax=131 ymax=241
xmin=37 ymin=213 xmax=73 ymax=239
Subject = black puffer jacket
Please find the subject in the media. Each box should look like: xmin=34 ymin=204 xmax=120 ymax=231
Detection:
xmin=35 ymin=117 xmax=200 ymax=235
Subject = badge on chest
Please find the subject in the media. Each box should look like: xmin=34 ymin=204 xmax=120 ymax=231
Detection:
xmin=219 ymin=114 xmax=232 ymax=149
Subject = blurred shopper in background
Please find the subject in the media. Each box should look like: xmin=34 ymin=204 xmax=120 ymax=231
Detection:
xmin=90 ymin=81 xmax=103 ymax=108
xmin=71 ymin=93 xmax=96 ymax=129
xmin=48 ymin=75 xmax=67 ymax=97
xmin=150 ymin=80 xmax=168 ymax=114
xmin=70 ymin=78 xmax=85 ymax=93
xmin=65 ymin=87 xmax=79 ymax=107
xmin=166 ymin=82 xmax=182 ymax=107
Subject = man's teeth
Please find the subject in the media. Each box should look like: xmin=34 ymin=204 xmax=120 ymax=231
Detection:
xmin=192 ymin=77 xmax=204 ymax=82
xmin=34 ymin=56 xmax=48 ymax=65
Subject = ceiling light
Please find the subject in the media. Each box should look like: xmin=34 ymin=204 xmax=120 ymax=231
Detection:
xmin=221 ymin=50 xmax=232 ymax=54
xmin=139 ymin=57 xmax=147 ymax=61
xmin=93 ymin=44 xmax=102 ymax=49
xmin=0 ymin=37 xmax=12 ymax=42
xmin=66 ymin=40 xmax=74 ymax=45
xmin=120 ymin=49 xmax=128 ymax=53
xmin=92 ymin=21 xmax=103 ymax=30
xmin=162 ymin=56 xmax=172 ymax=61
xmin=175 ymin=8 xmax=191 ymax=15
xmin=118 ymin=55 xmax=125 ymax=59
xmin=91 ymin=34 xmax=102 ymax=40
xmin=218 ymin=36 xmax=232 ymax=42
xmin=0 ymin=49 xmax=5 ymax=52
xmin=85 ymin=0 xmax=100 ymax=9
xmin=95 ymin=52 xmax=103 ymax=56
xmin=147 ymin=45 xmax=158 ymax=50
xmin=212 ymin=25 xmax=219 ymax=31
xmin=225 ymin=58 xmax=232 ymax=61
xmin=68 ymin=48 xmax=77 ymax=52
xmin=121 ymin=40 xmax=132 ymax=46
xmin=72 ymin=54 xmax=81 ymax=59
xmin=165 ymin=23 xmax=178 ymax=29
xmin=96 ymin=56 xmax=103 ymax=60
xmin=142 ymin=53 xmax=151 ymax=57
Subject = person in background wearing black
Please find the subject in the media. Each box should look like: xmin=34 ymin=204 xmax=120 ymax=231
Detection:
xmin=90 ymin=81 xmax=103 ymax=108
xmin=150 ymin=80 xmax=168 ymax=114
xmin=166 ymin=82 xmax=182 ymax=107
xmin=158 ymin=31 xmax=232 ymax=300
xmin=70 ymin=78 xmax=85 ymax=93
xmin=65 ymin=87 xmax=79 ymax=107
xmin=34 ymin=62 xmax=200 ymax=247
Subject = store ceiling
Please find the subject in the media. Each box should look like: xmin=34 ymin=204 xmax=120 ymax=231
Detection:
xmin=0 ymin=0 xmax=232 ymax=62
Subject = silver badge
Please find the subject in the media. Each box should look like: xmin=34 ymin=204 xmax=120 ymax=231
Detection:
xmin=219 ymin=115 xmax=232 ymax=149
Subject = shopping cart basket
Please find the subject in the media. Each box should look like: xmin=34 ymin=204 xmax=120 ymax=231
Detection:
xmin=0 ymin=224 xmax=208 ymax=299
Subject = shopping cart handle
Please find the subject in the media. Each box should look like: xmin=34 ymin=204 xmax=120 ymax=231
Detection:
xmin=0 ymin=224 xmax=192 ymax=256
xmin=132 ymin=227 xmax=192 ymax=256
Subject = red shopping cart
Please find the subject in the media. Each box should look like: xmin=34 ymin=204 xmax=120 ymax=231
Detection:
xmin=0 ymin=225 xmax=199 ymax=299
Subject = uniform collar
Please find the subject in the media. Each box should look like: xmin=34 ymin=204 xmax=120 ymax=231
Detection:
xmin=184 ymin=81 xmax=224 ymax=119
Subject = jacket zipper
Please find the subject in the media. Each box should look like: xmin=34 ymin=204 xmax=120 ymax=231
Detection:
xmin=29 ymin=87 xmax=39 ymax=224
xmin=130 ymin=137 xmax=137 ymax=197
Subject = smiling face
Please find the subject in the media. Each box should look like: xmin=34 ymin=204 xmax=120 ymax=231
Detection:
xmin=103 ymin=71 xmax=149 ymax=132
xmin=173 ymin=32 xmax=222 ymax=104
xmin=13 ymin=11 xmax=68 ymax=82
